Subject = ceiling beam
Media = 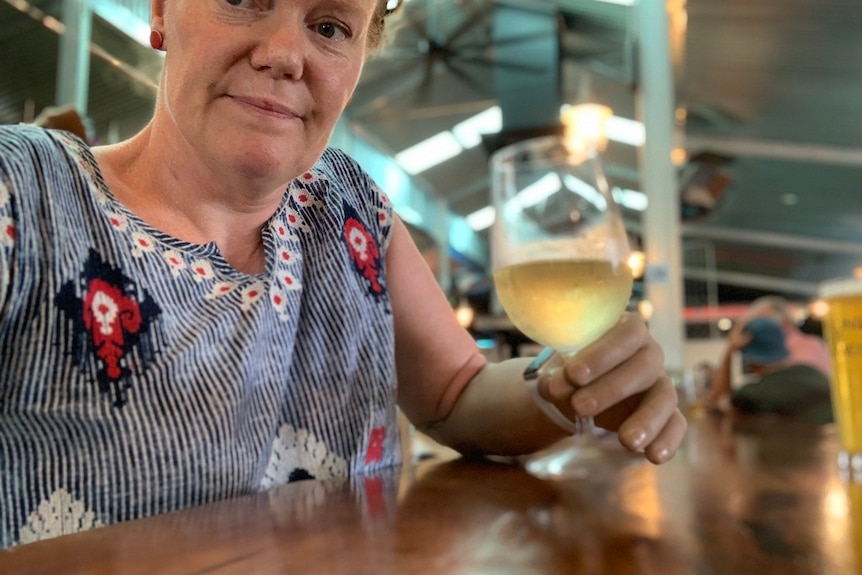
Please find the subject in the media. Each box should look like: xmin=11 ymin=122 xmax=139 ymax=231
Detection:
xmin=684 ymin=267 xmax=819 ymax=297
xmin=685 ymin=133 xmax=862 ymax=168
xmin=681 ymin=224 xmax=862 ymax=255
xmin=447 ymin=175 xmax=489 ymax=204
xmin=351 ymin=99 xmax=496 ymax=123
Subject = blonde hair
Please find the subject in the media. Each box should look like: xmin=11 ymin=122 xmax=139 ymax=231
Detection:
xmin=368 ymin=0 xmax=403 ymax=51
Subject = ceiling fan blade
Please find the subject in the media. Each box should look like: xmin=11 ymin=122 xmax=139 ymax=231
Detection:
xmin=372 ymin=47 xmax=424 ymax=60
xmin=445 ymin=4 xmax=491 ymax=48
xmin=456 ymin=55 xmax=546 ymax=74
xmin=414 ymin=56 xmax=437 ymax=104
xmin=444 ymin=58 xmax=492 ymax=97
xmin=455 ymin=31 xmax=555 ymax=52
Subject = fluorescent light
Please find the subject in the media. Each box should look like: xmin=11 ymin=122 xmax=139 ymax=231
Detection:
xmin=596 ymin=0 xmax=635 ymax=5
xmin=469 ymin=179 xmax=646 ymax=232
xmin=562 ymin=174 xmax=606 ymax=210
xmin=515 ymin=172 xmax=562 ymax=210
xmin=466 ymin=206 xmax=496 ymax=231
xmin=91 ymin=0 xmax=152 ymax=49
xmin=452 ymin=106 xmax=502 ymax=149
xmin=469 ymin=173 xmax=562 ymax=232
xmin=613 ymin=187 xmax=648 ymax=211
xmin=395 ymin=131 xmax=463 ymax=175
xmin=606 ymin=116 xmax=645 ymax=146
xmin=396 ymin=205 xmax=424 ymax=227
xmin=395 ymin=106 xmax=501 ymax=175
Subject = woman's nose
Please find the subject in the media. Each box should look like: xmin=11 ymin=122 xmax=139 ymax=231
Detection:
xmin=249 ymin=20 xmax=307 ymax=79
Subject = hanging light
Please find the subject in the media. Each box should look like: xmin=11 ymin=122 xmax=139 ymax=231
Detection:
xmin=560 ymin=103 xmax=613 ymax=160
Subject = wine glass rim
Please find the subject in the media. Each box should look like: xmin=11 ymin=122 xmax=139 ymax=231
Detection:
xmin=491 ymin=135 xmax=598 ymax=167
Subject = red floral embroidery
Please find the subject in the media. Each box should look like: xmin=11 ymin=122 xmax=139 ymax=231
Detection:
xmin=58 ymin=250 xmax=161 ymax=408
xmin=365 ymin=426 xmax=386 ymax=465
xmin=82 ymin=279 xmax=142 ymax=380
xmin=344 ymin=217 xmax=383 ymax=296
xmin=363 ymin=476 xmax=386 ymax=519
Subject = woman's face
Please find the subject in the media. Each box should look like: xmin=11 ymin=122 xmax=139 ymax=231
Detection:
xmin=152 ymin=0 xmax=377 ymax=184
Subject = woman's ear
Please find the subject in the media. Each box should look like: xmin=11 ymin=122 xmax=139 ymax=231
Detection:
xmin=150 ymin=0 xmax=166 ymax=30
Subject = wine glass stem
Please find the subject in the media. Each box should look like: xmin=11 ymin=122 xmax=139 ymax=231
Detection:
xmin=575 ymin=416 xmax=596 ymax=438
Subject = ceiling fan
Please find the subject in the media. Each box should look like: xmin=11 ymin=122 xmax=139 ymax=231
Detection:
xmin=368 ymin=0 xmax=550 ymax=105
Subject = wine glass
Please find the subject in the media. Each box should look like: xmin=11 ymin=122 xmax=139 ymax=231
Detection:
xmin=490 ymin=129 xmax=637 ymax=481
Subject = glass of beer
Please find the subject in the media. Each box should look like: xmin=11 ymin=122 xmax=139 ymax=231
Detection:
xmin=490 ymin=127 xmax=635 ymax=480
xmin=819 ymin=277 xmax=862 ymax=480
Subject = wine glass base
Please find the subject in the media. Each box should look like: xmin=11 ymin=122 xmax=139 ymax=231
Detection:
xmin=523 ymin=433 xmax=643 ymax=481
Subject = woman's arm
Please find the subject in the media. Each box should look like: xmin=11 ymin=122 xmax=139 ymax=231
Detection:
xmin=387 ymin=216 xmax=686 ymax=463
xmin=386 ymin=217 xmax=569 ymax=454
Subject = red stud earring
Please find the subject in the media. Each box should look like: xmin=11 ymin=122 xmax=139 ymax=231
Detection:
xmin=149 ymin=30 xmax=163 ymax=51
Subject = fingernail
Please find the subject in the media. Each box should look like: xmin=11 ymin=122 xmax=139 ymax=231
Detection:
xmin=628 ymin=429 xmax=647 ymax=451
xmin=655 ymin=448 xmax=672 ymax=462
xmin=567 ymin=362 xmax=591 ymax=385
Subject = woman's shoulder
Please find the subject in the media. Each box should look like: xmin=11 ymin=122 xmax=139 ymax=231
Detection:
xmin=0 ymin=122 xmax=78 ymax=147
xmin=314 ymin=147 xmax=391 ymax=208
xmin=0 ymin=124 xmax=88 ymax=171
xmin=315 ymin=146 xmax=368 ymax=183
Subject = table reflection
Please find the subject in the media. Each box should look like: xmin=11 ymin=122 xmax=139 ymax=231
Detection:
xmin=0 ymin=413 xmax=859 ymax=575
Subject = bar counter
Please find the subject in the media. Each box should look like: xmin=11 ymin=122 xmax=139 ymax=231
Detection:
xmin=1 ymin=412 xmax=860 ymax=574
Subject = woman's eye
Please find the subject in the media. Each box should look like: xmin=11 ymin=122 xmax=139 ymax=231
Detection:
xmin=315 ymin=22 xmax=349 ymax=41
xmin=224 ymin=0 xmax=260 ymax=8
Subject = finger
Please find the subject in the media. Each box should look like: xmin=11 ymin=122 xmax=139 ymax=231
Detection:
xmin=643 ymin=409 xmax=688 ymax=464
xmin=569 ymin=339 xmax=665 ymax=418
xmin=537 ymin=365 xmax=576 ymax=402
xmin=611 ymin=374 xmax=681 ymax=451
xmin=564 ymin=313 xmax=656 ymax=386
xmin=534 ymin=367 xmax=579 ymax=422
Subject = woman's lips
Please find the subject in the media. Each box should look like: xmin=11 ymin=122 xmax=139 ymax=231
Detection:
xmin=230 ymin=95 xmax=300 ymax=119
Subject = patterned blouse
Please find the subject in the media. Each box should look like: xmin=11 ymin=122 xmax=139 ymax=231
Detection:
xmin=0 ymin=125 xmax=400 ymax=548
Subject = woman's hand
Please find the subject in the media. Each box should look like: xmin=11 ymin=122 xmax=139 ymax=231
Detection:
xmin=535 ymin=312 xmax=688 ymax=464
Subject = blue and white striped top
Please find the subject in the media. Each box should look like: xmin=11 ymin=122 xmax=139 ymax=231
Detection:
xmin=0 ymin=125 xmax=400 ymax=548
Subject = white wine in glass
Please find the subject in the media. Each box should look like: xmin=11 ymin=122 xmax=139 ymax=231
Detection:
xmin=490 ymin=133 xmax=636 ymax=480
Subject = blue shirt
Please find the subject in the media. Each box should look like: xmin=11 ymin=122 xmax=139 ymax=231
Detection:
xmin=0 ymin=125 xmax=399 ymax=548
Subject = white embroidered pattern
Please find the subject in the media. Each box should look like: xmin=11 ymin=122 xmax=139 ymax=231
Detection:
xmin=18 ymin=488 xmax=102 ymax=545
xmin=0 ymin=179 xmax=10 ymax=206
xmin=92 ymin=170 xmax=325 ymax=318
xmin=0 ymin=180 xmax=12 ymax=249
xmin=260 ymin=424 xmax=348 ymax=490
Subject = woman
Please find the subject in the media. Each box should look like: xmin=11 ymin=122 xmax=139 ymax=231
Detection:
xmin=0 ymin=0 xmax=686 ymax=547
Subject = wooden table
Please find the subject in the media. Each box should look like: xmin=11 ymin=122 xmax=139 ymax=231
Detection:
xmin=2 ymin=412 xmax=860 ymax=574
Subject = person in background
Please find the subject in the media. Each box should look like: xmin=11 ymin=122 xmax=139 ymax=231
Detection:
xmin=708 ymin=317 xmax=832 ymax=423
xmin=0 ymin=0 xmax=686 ymax=548
xmin=747 ymin=295 xmax=832 ymax=377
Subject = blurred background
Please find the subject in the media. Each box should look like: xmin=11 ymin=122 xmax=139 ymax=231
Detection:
xmin=2 ymin=0 xmax=861 ymax=375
